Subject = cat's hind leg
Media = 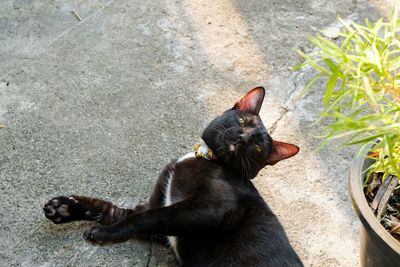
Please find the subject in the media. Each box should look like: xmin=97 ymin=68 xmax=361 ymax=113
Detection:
xmin=43 ymin=195 xmax=144 ymax=225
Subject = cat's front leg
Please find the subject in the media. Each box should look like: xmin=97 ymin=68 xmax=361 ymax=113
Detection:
xmin=43 ymin=195 xmax=141 ymax=225
xmin=83 ymin=193 xmax=236 ymax=245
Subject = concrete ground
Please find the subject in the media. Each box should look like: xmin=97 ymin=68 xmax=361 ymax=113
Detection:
xmin=0 ymin=0 xmax=393 ymax=266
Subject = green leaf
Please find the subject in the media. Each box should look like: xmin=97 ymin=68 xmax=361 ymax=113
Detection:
xmin=294 ymin=3 xmax=400 ymax=180
xmin=323 ymin=89 xmax=352 ymax=114
xmin=323 ymin=58 xmax=344 ymax=78
xmin=391 ymin=0 xmax=399 ymax=33
xmin=362 ymin=76 xmax=378 ymax=108
xmin=387 ymin=55 xmax=400 ymax=72
xmin=301 ymin=73 xmax=324 ymax=96
xmin=324 ymin=71 xmax=338 ymax=106
xmin=345 ymin=133 xmax=385 ymax=145
xmin=371 ymin=44 xmax=383 ymax=73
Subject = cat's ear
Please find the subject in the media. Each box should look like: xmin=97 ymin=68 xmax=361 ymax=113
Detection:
xmin=234 ymin=87 xmax=265 ymax=114
xmin=266 ymin=140 xmax=299 ymax=165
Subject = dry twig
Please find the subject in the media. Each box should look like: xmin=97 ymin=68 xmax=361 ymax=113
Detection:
xmin=371 ymin=175 xmax=398 ymax=219
xmin=71 ymin=0 xmax=82 ymax=21
xmin=71 ymin=10 xmax=82 ymax=21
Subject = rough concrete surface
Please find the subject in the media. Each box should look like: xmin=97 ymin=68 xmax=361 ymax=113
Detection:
xmin=0 ymin=0 xmax=393 ymax=266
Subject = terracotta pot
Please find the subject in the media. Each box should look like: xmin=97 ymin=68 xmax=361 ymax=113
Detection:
xmin=350 ymin=143 xmax=400 ymax=266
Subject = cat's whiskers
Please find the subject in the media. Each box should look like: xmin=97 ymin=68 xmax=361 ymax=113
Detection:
xmin=249 ymin=153 xmax=262 ymax=170
xmin=238 ymin=152 xmax=249 ymax=179
xmin=244 ymin=156 xmax=253 ymax=179
xmin=239 ymin=151 xmax=261 ymax=180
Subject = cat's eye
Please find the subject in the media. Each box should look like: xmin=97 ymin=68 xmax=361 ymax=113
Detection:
xmin=255 ymin=145 xmax=263 ymax=153
xmin=238 ymin=117 xmax=245 ymax=127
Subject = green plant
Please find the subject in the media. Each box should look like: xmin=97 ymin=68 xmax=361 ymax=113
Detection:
xmin=294 ymin=3 xmax=400 ymax=180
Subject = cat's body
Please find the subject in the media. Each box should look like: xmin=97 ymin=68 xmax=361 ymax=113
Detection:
xmin=160 ymin=156 xmax=301 ymax=266
xmin=44 ymin=87 xmax=303 ymax=267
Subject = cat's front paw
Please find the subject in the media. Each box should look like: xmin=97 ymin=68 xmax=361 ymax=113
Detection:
xmin=83 ymin=226 xmax=113 ymax=245
xmin=43 ymin=196 xmax=80 ymax=224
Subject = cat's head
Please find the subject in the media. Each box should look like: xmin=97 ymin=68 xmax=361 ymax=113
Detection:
xmin=202 ymin=87 xmax=299 ymax=179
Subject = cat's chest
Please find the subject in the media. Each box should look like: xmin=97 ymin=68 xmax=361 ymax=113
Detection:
xmin=163 ymin=152 xmax=196 ymax=258
xmin=164 ymin=152 xmax=195 ymax=207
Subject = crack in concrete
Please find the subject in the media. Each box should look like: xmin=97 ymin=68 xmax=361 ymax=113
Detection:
xmin=350 ymin=0 xmax=358 ymax=13
xmin=268 ymin=11 xmax=360 ymax=135
xmin=47 ymin=0 xmax=116 ymax=47
xmin=0 ymin=0 xmax=116 ymax=81
xmin=145 ymin=237 xmax=153 ymax=267
xmin=268 ymin=106 xmax=289 ymax=135
xmin=268 ymin=71 xmax=301 ymax=135
xmin=284 ymin=71 xmax=302 ymax=106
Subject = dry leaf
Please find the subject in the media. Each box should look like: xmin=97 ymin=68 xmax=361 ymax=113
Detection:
xmin=365 ymin=173 xmax=382 ymax=200
xmin=390 ymin=223 xmax=400 ymax=235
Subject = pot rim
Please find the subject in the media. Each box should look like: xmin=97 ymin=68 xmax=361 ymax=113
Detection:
xmin=350 ymin=142 xmax=400 ymax=252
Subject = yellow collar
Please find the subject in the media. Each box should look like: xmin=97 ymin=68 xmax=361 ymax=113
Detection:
xmin=193 ymin=140 xmax=216 ymax=160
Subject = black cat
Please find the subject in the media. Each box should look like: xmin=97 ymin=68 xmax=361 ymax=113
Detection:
xmin=43 ymin=87 xmax=303 ymax=267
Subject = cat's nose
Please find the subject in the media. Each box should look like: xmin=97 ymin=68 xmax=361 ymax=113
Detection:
xmin=239 ymin=133 xmax=250 ymax=143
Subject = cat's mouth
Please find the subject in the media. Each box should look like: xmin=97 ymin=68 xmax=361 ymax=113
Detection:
xmin=224 ymin=131 xmax=250 ymax=154
xmin=224 ymin=134 xmax=242 ymax=155
xmin=228 ymin=143 xmax=238 ymax=153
